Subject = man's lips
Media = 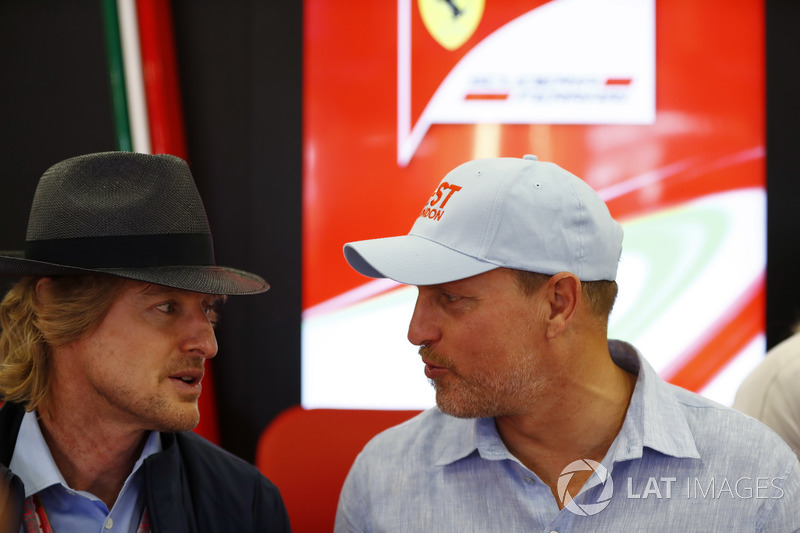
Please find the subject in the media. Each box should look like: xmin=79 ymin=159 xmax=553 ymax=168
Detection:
xmin=169 ymin=368 xmax=204 ymax=388
xmin=422 ymin=359 xmax=449 ymax=379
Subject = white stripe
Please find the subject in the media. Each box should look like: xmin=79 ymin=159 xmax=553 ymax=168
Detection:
xmin=397 ymin=0 xmax=411 ymax=166
xmin=117 ymin=0 xmax=151 ymax=154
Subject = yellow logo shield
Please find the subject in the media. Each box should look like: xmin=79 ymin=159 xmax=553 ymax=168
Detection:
xmin=418 ymin=0 xmax=485 ymax=51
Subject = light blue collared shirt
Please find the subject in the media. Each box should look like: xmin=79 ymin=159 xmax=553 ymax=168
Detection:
xmin=335 ymin=340 xmax=800 ymax=532
xmin=9 ymin=411 xmax=162 ymax=533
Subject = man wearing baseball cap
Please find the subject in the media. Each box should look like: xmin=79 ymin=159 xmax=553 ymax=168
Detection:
xmin=335 ymin=156 xmax=800 ymax=531
xmin=0 ymin=152 xmax=290 ymax=532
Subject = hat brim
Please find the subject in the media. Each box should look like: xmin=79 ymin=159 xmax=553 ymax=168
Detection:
xmin=343 ymin=234 xmax=498 ymax=286
xmin=0 ymin=251 xmax=268 ymax=296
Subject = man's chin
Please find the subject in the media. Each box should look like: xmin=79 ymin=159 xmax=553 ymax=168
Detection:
xmin=152 ymin=407 xmax=201 ymax=433
xmin=435 ymin=391 xmax=484 ymax=419
xmin=433 ymin=384 xmax=507 ymax=419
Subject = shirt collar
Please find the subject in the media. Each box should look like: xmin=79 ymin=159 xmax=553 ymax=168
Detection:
xmin=433 ymin=340 xmax=700 ymax=468
xmin=435 ymin=416 xmax=512 ymax=467
xmin=8 ymin=410 xmax=163 ymax=498
xmin=608 ymin=339 xmax=700 ymax=462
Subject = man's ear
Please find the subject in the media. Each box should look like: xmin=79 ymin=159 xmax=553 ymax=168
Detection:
xmin=35 ymin=277 xmax=52 ymax=298
xmin=35 ymin=277 xmax=55 ymax=302
xmin=544 ymin=272 xmax=581 ymax=339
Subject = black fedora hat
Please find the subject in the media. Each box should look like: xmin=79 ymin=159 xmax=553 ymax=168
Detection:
xmin=0 ymin=151 xmax=269 ymax=295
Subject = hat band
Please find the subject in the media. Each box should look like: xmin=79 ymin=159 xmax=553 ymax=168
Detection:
xmin=25 ymin=234 xmax=215 ymax=268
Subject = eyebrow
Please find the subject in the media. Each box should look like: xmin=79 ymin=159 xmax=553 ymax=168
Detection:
xmin=432 ymin=279 xmax=469 ymax=291
xmin=136 ymin=283 xmax=227 ymax=305
xmin=138 ymin=284 xmax=180 ymax=297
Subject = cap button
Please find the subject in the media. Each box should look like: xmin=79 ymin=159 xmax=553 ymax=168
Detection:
xmin=523 ymin=154 xmax=538 ymax=161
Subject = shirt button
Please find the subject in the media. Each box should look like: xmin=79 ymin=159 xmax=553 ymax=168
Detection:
xmin=524 ymin=477 xmax=535 ymax=484
xmin=104 ymin=517 xmax=113 ymax=529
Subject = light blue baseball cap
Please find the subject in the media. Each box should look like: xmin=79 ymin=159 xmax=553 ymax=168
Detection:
xmin=344 ymin=155 xmax=623 ymax=286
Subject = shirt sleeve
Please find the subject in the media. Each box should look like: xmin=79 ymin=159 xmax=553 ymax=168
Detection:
xmin=756 ymin=454 xmax=800 ymax=532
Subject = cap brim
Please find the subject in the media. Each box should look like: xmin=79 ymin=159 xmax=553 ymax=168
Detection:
xmin=343 ymin=234 xmax=498 ymax=286
xmin=0 ymin=252 xmax=269 ymax=295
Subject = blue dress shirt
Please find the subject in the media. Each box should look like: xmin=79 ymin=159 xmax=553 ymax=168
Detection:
xmin=8 ymin=411 xmax=161 ymax=533
xmin=335 ymin=340 xmax=800 ymax=532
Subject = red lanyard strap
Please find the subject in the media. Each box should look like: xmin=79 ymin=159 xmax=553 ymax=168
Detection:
xmin=22 ymin=494 xmax=150 ymax=533
xmin=22 ymin=494 xmax=52 ymax=533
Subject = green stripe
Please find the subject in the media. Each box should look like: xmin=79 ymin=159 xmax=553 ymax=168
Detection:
xmin=101 ymin=0 xmax=132 ymax=151
xmin=608 ymin=203 xmax=728 ymax=342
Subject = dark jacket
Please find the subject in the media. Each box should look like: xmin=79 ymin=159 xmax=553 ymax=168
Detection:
xmin=0 ymin=402 xmax=291 ymax=532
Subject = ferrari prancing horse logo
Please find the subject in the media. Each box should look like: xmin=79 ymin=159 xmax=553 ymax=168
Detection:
xmin=418 ymin=0 xmax=485 ymax=51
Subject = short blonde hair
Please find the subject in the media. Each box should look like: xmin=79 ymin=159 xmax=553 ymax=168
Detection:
xmin=0 ymin=275 xmax=128 ymax=411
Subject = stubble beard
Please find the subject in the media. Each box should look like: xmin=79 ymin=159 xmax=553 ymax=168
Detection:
xmin=93 ymin=376 xmax=201 ymax=433
xmin=140 ymin=392 xmax=200 ymax=433
xmin=420 ymin=345 xmax=545 ymax=419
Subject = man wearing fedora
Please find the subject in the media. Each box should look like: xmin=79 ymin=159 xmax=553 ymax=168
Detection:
xmin=0 ymin=152 xmax=290 ymax=532
xmin=335 ymin=156 xmax=800 ymax=531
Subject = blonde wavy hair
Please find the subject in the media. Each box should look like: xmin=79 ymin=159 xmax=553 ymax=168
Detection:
xmin=0 ymin=275 xmax=128 ymax=412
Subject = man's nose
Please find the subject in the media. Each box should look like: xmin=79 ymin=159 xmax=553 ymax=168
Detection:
xmin=180 ymin=309 xmax=219 ymax=359
xmin=407 ymin=289 xmax=440 ymax=347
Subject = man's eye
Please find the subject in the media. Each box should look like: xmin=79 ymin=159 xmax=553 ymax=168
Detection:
xmin=156 ymin=302 xmax=175 ymax=313
xmin=443 ymin=293 xmax=462 ymax=303
xmin=203 ymin=304 xmax=221 ymax=325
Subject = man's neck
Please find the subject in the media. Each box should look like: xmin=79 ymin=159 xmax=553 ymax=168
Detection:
xmin=495 ymin=353 xmax=637 ymax=508
xmin=36 ymin=405 xmax=149 ymax=509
